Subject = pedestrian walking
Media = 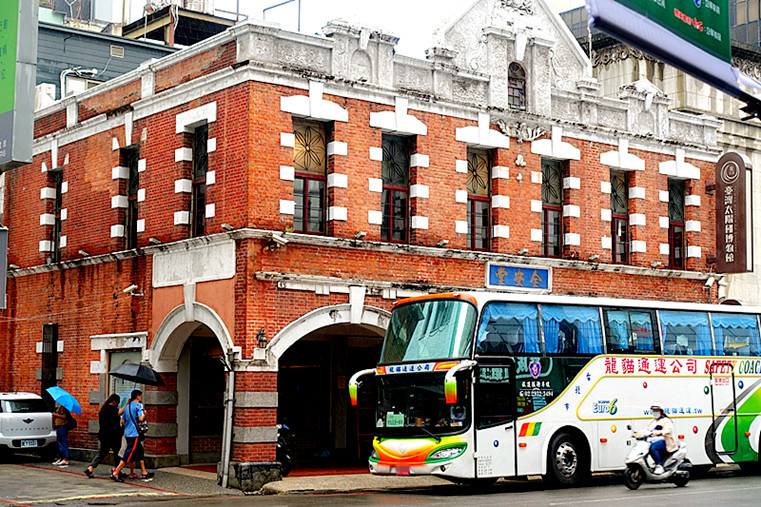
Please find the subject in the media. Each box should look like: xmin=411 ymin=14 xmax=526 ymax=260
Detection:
xmin=84 ymin=394 xmax=123 ymax=478
xmin=110 ymin=390 xmax=154 ymax=482
xmin=51 ymin=404 xmax=73 ymax=467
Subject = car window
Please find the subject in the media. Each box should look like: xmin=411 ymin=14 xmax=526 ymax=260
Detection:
xmin=4 ymin=399 xmax=50 ymax=413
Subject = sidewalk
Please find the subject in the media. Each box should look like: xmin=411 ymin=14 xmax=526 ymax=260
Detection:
xmin=261 ymin=472 xmax=452 ymax=495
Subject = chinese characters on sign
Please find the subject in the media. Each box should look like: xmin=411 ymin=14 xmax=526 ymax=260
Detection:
xmin=486 ymin=263 xmax=551 ymax=291
xmin=600 ymin=357 xmax=761 ymax=376
xmin=715 ymin=152 xmax=751 ymax=273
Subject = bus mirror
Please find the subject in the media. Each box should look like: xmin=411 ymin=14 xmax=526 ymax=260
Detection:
xmin=349 ymin=368 xmax=376 ymax=406
xmin=444 ymin=360 xmax=477 ymax=404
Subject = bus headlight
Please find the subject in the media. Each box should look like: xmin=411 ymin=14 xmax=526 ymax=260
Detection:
xmin=427 ymin=445 xmax=466 ymax=462
xmin=369 ymin=448 xmax=379 ymax=462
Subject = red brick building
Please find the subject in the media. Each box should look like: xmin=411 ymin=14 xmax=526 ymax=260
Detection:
xmin=0 ymin=1 xmax=724 ymax=490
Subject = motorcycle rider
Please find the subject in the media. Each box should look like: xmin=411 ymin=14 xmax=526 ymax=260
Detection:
xmin=646 ymin=402 xmax=678 ymax=475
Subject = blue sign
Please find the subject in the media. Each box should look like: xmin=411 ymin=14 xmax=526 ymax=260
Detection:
xmin=486 ymin=263 xmax=550 ymax=291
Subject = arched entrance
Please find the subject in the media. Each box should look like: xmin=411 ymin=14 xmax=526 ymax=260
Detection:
xmin=269 ymin=304 xmax=389 ymax=470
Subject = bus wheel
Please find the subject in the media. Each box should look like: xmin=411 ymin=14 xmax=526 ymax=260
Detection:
xmin=545 ymin=431 xmax=590 ymax=487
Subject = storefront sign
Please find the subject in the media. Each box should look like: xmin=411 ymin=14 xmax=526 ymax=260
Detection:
xmin=715 ymin=152 xmax=752 ymax=273
xmin=486 ymin=263 xmax=551 ymax=291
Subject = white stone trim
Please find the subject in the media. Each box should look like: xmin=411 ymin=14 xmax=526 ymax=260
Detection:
xmin=685 ymin=220 xmax=701 ymax=232
xmin=327 ymin=173 xmax=348 ymax=188
xmin=685 ymin=195 xmax=701 ymax=207
xmin=687 ymin=246 xmax=702 ymax=258
xmin=629 ymin=213 xmax=646 ymax=226
xmin=563 ymin=204 xmax=580 ymax=217
xmin=111 ymin=195 xmax=128 ymax=208
xmin=206 ymin=171 xmax=216 ymax=185
xmin=659 ymin=190 xmax=669 ymax=202
xmin=112 ymin=166 xmax=129 ymax=180
xmin=563 ymin=177 xmax=581 ymax=190
xmin=112 ymin=137 xmax=119 ymax=151
xmin=455 ymin=160 xmax=468 ymax=173
xmin=204 ymin=203 xmax=215 ymax=218
xmin=660 ymin=243 xmax=670 ymax=255
xmin=492 ymin=195 xmax=510 ymax=209
xmin=600 ymin=138 xmax=645 ymax=171
xmin=601 ymin=181 xmax=611 ymax=194
xmin=207 ymin=137 xmax=217 ymax=153
xmin=631 ymin=240 xmax=646 ymax=253
xmin=110 ymin=224 xmax=125 ymax=238
xmin=659 ymin=217 xmax=670 ymax=229
xmin=40 ymin=187 xmax=56 ymax=200
xmin=280 ymin=166 xmax=295 ymax=181
xmin=40 ymin=213 xmax=55 ymax=226
xmin=411 ymin=216 xmax=429 ymax=229
xmin=492 ymin=166 xmax=509 ymax=179
xmin=173 ymin=211 xmax=190 ymax=225
xmin=280 ymin=80 xmax=349 ymax=122
xmin=531 ymin=171 xmax=542 ymax=184
xmin=280 ymin=132 xmax=295 ymax=148
xmin=455 ymin=190 xmax=468 ymax=204
xmin=61 ymin=181 xmax=68 ymax=194
xmin=368 ymin=178 xmax=383 ymax=193
xmin=531 ymin=200 xmax=542 ymax=213
xmin=455 ymin=220 xmax=468 ymax=234
xmin=455 ymin=112 xmax=510 ymax=149
xmin=328 ymin=206 xmax=347 ymax=221
xmin=369 ymin=147 xmax=383 ymax=161
xmin=410 ymin=184 xmax=429 ymax=199
xmin=493 ymin=225 xmax=510 ymax=239
xmin=369 ymin=97 xmax=427 ymax=136
xmin=601 ymin=236 xmax=612 ymax=249
xmin=41 ymin=161 xmax=47 ymax=173
xmin=175 ymin=147 xmax=192 ymax=162
xmin=175 ymin=102 xmax=217 ymax=133
xmin=35 ymin=341 xmax=64 ymax=353
xmin=410 ymin=153 xmax=429 ymax=168
xmin=39 ymin=240 xmax=53 ymax=252
xmin=368 ymin=210 xmax=383 ymax=225
xmin=601 ymin=209 xmax=611 ymax=222
xmin=137 ymin=189 xmax=146 ymax=203
xmin=137 ymin=219 xmax=145 ymax=233
xmin=138 ymin=159 xmax=146 ymax=172
xmin=327 ymin=141 xmax=348 ymax=156
xmin=629 ymin=187 xmax=645 ymax=200
xmin=531 ymin=229 xmax=543 ymax=242
xmin=175 ymin=179 xmax=192 ymax=194
xmin=659 ymin=148 xmax=700 ymax=180
xmin=564 ymin=233 xmax=581 ymax=246
xmin=59 ymin=236 xmax=67 ymax=248
xmin=279 ymin=200 xmax=295 ymax=215
xmin=61 ymin=209 xmax=67 ymax=221
xmin=531 ymin=126 xmax=581 ymax=160
xmin=90 ymin=332 xmax=148 ymax=352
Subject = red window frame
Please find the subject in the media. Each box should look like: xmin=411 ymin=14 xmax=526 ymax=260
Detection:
xmin=467 ymin=195 xmax=490 ymax=251
xmin=542 ymin=205 xmax=562 ymax=258
xmin=669 ymin=222 xmax=685 ymax=269
xmin=612 ymin=215 xmax=629 ymax=264
xmin=381 ymin=184 xmax=409 ymax=243
xmin=293 ymin=172 xmax=327 ymax=234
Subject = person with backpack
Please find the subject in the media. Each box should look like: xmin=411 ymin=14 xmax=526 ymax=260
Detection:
xmin=110 ymin=390 xmax=154 ymax=482
xmin=84 ymin=394 xmax=122 ymax=478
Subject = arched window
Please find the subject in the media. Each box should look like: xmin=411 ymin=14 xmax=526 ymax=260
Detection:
xmin=508 ymin=63 xmax=526 ymax=111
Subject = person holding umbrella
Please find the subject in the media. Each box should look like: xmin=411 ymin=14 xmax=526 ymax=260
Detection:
xmin=110 ymin=390 xmax=154 ymax=482
xmin=46 ymin=386 xmax=82 ymax=468
xmin=84 ymin=394 xmax=122 ymax=478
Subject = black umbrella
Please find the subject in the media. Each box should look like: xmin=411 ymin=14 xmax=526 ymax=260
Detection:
xmin=109 ymin=362 xmax=164 ymax=387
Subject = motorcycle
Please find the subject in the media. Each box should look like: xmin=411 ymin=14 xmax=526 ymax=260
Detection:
xmin=623 ymin=426 xmax=691 ymax=489
xmin=276 ymin=423 xmax=293 ymax=477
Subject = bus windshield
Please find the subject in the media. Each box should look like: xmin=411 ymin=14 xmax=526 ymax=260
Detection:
xmin=376 ymin=373 xmax=470 ymax=437
xmin=380 ymin=299 xmax=477 ymax=363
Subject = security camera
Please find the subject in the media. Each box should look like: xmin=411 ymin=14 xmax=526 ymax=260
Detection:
xmin=123 ymin=284 xmax=139 ymax=294
xmin=270 ymin=233 xmax=289 ymax=246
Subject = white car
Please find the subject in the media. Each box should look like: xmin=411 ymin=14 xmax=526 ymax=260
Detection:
xmin=0 ymin=392 xmax=56 ymax=454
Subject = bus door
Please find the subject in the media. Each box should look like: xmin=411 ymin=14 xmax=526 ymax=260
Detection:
xmin=710 ymin=364 xmax=738 ymax=455
xmin=474 ymin=361 xmax=517 ymax=478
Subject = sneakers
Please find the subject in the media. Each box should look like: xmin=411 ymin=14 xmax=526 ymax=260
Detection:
xmin=654 ymin=465 xmax=665 ymax=475
xmin=52 ymin=459 xmax=62 ymax=466
xmin=110 ymin=474 xmax=124 ymax=483
xmin=128 ymin=473 xmax=139 ymax=479
xmin=84 ymin=469 xmax=93 ymax=478
xmin=57 ymin=460 xmax=69 ymax=467
xmin=141 ymin=472 xmax=154 ymax=482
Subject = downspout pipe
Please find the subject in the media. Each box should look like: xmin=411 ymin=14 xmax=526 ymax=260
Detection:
xmin=220 ymin=349 xmax=236 ymax=489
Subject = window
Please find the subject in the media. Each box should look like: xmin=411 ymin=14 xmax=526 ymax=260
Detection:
xmin=109 ymin=350 xmax=143 ymax=400
xmin=712 ymin=313 xmax=761 ymax=356
xmin=610 ymin=170 xmax=629 ymax=264
xmin=50 ymin=168 xmax=64 ymax=262
xmin=476 ymin=303 xmax=541 ymax=355
xmin=41 ymin=324 xmax=58 ymax=396
xmin=476 ymin=364 xmax=514 ymax=428
xmin=191 ymin=124 xmax=208 ymax=237
xmin=508 ymin=63 xmax=526 ymax=111
xmin=64 ymin=75 xmax=101 ymax=98
xmin=123 ymin=147 xmax=140 ymax=249
xmin=541 ymin=159 xmax=563 ymax=257
xmin=604 ymin=309 xmax=659 ymax=353
xmin=466 ymin=149 xmax=490 ymax=250
xmin=659 ymin=311 xmax=712 ymax=355
xmin=668 ymin=179 xmax=685 ymax=269
xmin=381 ymin=134 xmax=411 ymax=243
xmin=541 ymin=305 xmax=603 ymax=355
xmin=293 ymin=121 xmax=327 ymax=234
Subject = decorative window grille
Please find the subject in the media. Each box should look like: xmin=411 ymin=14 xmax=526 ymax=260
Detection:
xmin=467 ymin=149 xmax=491 ymax=251
xmin=508 ymin=63 xmax=526 ymax=111
xmin=541 ymin=159 xmax=563 ymax=257
xmin=293 ymin=121 xmax=328 ymax=234
xmin=381 ymin=134 xmax=411 ymax=243
xmin=668 ymin=179 xmax=685 ymax=269
xmin=191 ymin=124 xmax=208 ymax=238
xmin=41 ymin=324 xmax=58 ymax=397
xmin=610 ymin=170 xmax=629 ymax=264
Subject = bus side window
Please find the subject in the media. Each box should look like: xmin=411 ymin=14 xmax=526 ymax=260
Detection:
xmin=476 ymin=303 xmax=540 ymax=355
xmin=476 ymin=366 xmax=514 ymax=428
xmin=659 ymin=311 xmax=711 ymax=355
xmin=541 ymin=304 xmax=603 ymax=355
xmin=711 ymin=313 xmax=761 ymax=357
xmin=603 ymin=309 xmax=658 ymax=354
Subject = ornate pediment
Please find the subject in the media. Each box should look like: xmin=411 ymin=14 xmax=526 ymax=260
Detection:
xmin=495 ymin=120 xmax=546 ymax=143
xmin=499 ymin=0 xmax=534 ymax=15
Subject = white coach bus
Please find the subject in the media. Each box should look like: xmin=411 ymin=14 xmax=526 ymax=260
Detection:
xmin=349 ymin=292 xmax=761 ymax=486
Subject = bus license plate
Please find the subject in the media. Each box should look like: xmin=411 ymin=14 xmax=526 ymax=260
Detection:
xmin=396 ymin=466 xmax=410 ymax=476
xmin=20 ymin=440 xmax=37 ymax=448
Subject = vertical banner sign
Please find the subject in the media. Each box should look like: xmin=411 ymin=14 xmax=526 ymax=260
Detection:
xmin=0 ymin=228 xmax=6 ymax=310
xmin=715 ymin=152 xmax=753 ymax=273
xmin=0 ymin=1 xmax=38 ymax=171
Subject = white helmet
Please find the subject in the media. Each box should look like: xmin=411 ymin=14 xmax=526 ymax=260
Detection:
xmin=650 ymin=402 xmax=665 ymax=413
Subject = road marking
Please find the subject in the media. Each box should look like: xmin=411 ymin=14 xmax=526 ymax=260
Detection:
xmin=548 ymin=484 xmax=761 ymax=505
xmin=0 ymin=499 xmax=31 ymax=507
xmin=23 ymin=492 xmax=174 ymax=504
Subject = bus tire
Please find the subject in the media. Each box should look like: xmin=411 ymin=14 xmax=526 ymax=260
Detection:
xmin=544 ymin=431 xmax=590 ymax=487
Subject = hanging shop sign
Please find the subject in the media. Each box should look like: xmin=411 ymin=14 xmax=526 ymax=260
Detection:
xmin=715 ymin=152 xmax=753 ymax=273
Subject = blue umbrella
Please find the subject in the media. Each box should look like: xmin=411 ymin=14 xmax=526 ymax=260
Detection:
xmin=45 ymin=386 xmax=82 ymax=415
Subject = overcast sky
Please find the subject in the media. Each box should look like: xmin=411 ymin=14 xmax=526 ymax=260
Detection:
xmin=127 ymin=0 xmax=586 ymax=58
